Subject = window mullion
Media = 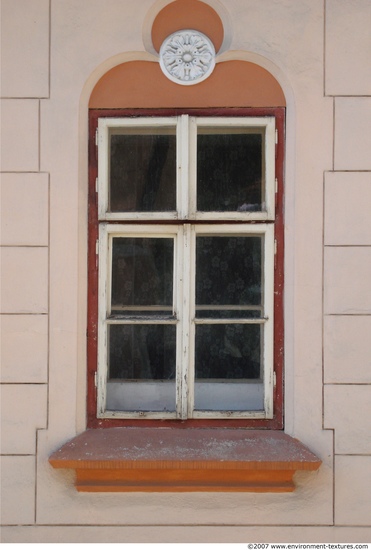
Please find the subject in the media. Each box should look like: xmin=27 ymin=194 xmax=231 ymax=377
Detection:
xmin=263 ymin=224 xmax=275 ymax=418
xmin=187 ymin=224 xmax=196 ymax=418
xmin=97 ymin=120 xmax=109 ymax=220
xmin=177 ymin=224 xmax=193 ymax=419
xmin=175 ymin=226 xmax=184 ymax=418
xmin=97 ymin=223 xmax=109 ymax=416
xmin=188 ymin=117 xmax=197 ymax=218
xmin=178 ymin=114 xmax=189 ymax=219
xmin=265 ymin=118 xmax=276 ymax=220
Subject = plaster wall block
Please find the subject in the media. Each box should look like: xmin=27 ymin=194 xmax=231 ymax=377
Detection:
xmin=324 ymin=316 xmax=371 ymax=384
xmin=334 ymin=97 xmax=371 ymax=171
xmin=2 ymin=525 xmax=371 ymax=544
xmin=324 ymin=172 xmax=371 ymax=246
xmin=1 ymin=384 xmax=47 ymax=454
xmin=0 ymin=247 xmax=48 ymax=313
xmin=1 ymin=314 xmax=48 ymax=383
xmin=325 ymin=0 xmax=371 ymax=96
xmin=0 ymin=456 xmax=36 ymax=525
xmin=45 ymin=0 xmax=147 ymax=104
xmin=335 ymin=456 xmax=371 ymax=526
xmin=0 ymin=173 xmax=49 ymax=246
xmin=0 ymin=99 xmax=39 ymax=172
xmin=0 ymin=0 xmax=49 ymax=98
xmin=324 ymin=385 xmax=371 ymax=454
xmin=324 ymin=247 xmax=371 ymax=315
xmin=225 ymin=0 xmax=325 ymax=96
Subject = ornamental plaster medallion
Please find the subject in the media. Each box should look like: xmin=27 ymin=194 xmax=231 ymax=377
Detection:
xmin=159 ymin=30 xmax=216 ymax=85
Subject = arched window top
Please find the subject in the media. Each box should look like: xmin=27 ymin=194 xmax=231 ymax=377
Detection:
xmin=89 ymin=59 xmax=286 ymax=109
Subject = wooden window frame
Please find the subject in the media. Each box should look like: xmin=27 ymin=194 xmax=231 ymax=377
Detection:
xmin=87 ymin=107 xmax=285 ymax=430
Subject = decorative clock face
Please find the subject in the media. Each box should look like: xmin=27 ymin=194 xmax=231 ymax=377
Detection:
xmin=159 ymin=30 xmax=216 ymax=85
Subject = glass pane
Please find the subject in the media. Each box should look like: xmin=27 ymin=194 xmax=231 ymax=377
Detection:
xmin=194 ymin=380 xmax=264 ymax=411
xmin=111 ymin=237 xmax=174 ymax=316
xmin=195 ymin=324 xmax=262 ymax=380
xmin=197 ymin=129 xmax=264 ymax=212
xmin=194 ymin=323 xmax=263 ymax=411
xmin=109 ymin=130 xmax=176 ymax=212
xmin=106 ymin=380 xmax=176 ymax=412
xmin=195 ymin=236 xmax=262 ymax=318
xmin=109 ymin=324 xmax=176 ymax=381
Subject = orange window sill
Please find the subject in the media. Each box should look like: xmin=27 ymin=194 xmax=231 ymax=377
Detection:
xmin=49 ymin=428 xmax=321 ymax=493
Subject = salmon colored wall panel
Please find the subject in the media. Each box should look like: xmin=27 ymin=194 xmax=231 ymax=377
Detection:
xmin=89 ymin=60 xmax=286 ymax=108
xmin=151 ymin=0 xmax=224 ymax=53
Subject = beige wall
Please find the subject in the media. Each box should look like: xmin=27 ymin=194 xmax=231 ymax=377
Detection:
xmin=1 ymin=0 xmax=370 ymax=543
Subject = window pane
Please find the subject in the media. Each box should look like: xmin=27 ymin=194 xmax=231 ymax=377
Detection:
xmin=111 ymin=237 xmax=174 ymax=316
xmin=195 ymin=324 xmax=262 ymax=380
xmin=197 ymin=129 xmax=264 ymax=212
xmin=106 ymin=380 xmax=176 ymax=412
xmin=194 ymin=380 xmax=264 ymax=411
xmin=108 ymin=324 xmax=176 ymax=411
xmin=109 ymin=130 xmax=176 ymax=212
xmin=194 ymin=324 xmax=263 ymax=411
xmin=195 ymin=236 xmax=262 ymax=318
xmin=109 ymin=324 xmax=176 ymax=381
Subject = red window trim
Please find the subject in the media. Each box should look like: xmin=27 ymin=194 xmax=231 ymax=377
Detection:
xmin=87 ymin=107 xmax=285 ymax=429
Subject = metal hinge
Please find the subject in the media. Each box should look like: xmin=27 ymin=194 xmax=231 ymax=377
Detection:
xmin=274 ymin=239 xmax=278 ymax=268
xmin=95 ymin=239 xmax=99 ymax=268
xmin=95 ymin=177 xmax=99 ymax=193
xmin=275 ymin=178 xmax=279 ymax=208
xmin=94 ymin=372 xmax=97 ymax=388
xmin=273 ymin=371 xmax=277 ymax=387
xmin=95 ymin=127 xmax=98 ymax=146
xmin=275 ymin=129 xmax=278 ymax=145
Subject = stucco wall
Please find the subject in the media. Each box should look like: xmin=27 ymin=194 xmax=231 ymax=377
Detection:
xmin=1 ymin=0 xmax=370 ymax=543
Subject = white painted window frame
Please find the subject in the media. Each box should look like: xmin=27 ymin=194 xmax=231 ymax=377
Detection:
xmin=97 ymin=224 xmax=183 ymax=419
xmin=188 ymin=116 xmax=276 ymax=221
xmin=188 ymin=224 xmax=274 ymax=419
xmin=97 ymin=115 xmax=276 ymax=221
xmin=96 ymin=115 xmax=276 ymax=420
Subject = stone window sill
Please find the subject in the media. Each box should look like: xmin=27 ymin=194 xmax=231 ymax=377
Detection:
xmin=49 ymin=428 xmax=321 ymax=493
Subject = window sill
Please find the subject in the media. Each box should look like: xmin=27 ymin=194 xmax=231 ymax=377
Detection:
xmin=49 ymin=428 xmax=321 ymax=493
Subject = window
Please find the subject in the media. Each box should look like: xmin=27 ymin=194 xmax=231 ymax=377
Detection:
xmin=51 ymin=108 xmax=322 ymax=492
xmin=88 ymin=109 xmax=284 ymax=426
